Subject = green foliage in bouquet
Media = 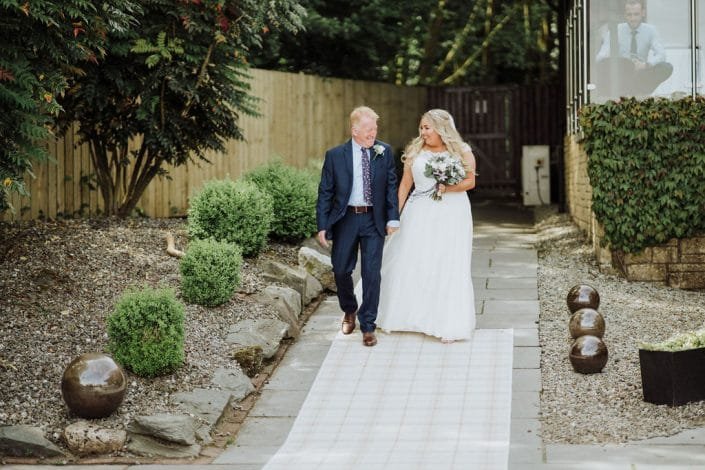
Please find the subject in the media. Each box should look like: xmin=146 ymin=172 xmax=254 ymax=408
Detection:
xmin=640 ymin=328 xmax=705 ymax=352
xmin=180 ymin=238 xmax=243 ymax=307
xmin=188 ymin=179 xmax=273 ymax=257
xmin=107 ymin=286 xmax=185 ymax=377
xmin=244 ymin=161 xmax=318 ymax=241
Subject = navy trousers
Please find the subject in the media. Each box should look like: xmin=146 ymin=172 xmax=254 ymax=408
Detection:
xmin=330 ymin=209 xmax=384 ymax=333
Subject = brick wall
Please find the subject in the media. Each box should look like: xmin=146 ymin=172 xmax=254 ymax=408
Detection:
xmin=563 ymin=136 xmax=705 ymax=289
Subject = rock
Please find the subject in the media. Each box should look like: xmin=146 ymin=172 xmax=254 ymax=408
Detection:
xmin=261 ymin=285 xmax=302 ymax=317
xmin=127 ymin=433 xmax=201 ymax=458
xmin=304 ymin=272 xmax=324 ymax=305
xmin=253 ymin=286 xmax=302 ymax=339
xmin=226 ymin=318 xmax=289 ymax=359
xmin=211 ymin=367 xmax=254 ymax=402
xmin=0 ymin=425 xmax=65 ymax=458
xmin=298 ymin=246 xmax=335 ymax=291
xmin=261 ymin=260 xmax=323 ymax=307
xmin=231 ymin=346 xmax=264 ymax=377
xmin=63 ymin=421 xmax=126 ymax=456
xmin=301 ymin=236 xmax=331 ymax=257
xmin=261 ymin=260 xmax=307 ymax=308
xmin=195 ymin=425 xmax=213 ymax=445
xmin=128 ymin=413 xmax=196 ymax=446
xmin=171 ymin=388 xmax=232 ymax=427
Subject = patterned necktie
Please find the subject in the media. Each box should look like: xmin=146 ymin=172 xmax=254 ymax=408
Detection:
xmin=361 ymin=147 xmax=372 ymax=205
xmin=630 ymin=30 xmax=638 ymax=56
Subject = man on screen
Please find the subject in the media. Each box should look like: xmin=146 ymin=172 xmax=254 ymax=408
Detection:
xmin=594 ymin=0 xmax=673 ymax=97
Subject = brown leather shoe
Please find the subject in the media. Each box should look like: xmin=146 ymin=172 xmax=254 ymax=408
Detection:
xmin=362 ymin=332 xmax=377 ymax=347
xmin=341 ymin=312 xmax=356 ymax=335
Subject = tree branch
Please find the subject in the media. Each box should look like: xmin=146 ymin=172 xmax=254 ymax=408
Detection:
xmin=417 ymin=0 xmax=447 ymax=83
xmin=440 ymin=7 xmax=516 ymax=85
xmin=431 ymin=1 xmax=484 ymax=81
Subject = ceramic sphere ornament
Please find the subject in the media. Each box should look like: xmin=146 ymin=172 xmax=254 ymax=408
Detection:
xmin=566 ymin=284 xmax=600 ymax=313
xmin=569 ymin=335 xmax=608 ymax=374
xmin=61 ymin=352 xmax=127 ymax=419
xmin=569 ymin=308 xmax=606 ymax=339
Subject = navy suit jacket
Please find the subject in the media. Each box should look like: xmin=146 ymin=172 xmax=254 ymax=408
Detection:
xmin=316 ymin=139 xmax=399 ymax=238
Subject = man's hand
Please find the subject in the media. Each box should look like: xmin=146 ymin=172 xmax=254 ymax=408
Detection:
xmin=386 ymin=226 xmax=399 ymax=236
xmin=317 ymin=230 xmax=329 ymax=248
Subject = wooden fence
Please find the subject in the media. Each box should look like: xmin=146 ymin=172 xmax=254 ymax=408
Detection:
xmin=2 ymin=69 xmax=426 ymax=221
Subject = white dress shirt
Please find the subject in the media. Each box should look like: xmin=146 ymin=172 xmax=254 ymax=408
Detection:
xmin=596 ymin=22 xmax=667 ymax=65
xmin=347 ymin=140 xmax=369 ymax=207
xmin=347 ymin=140 xmax=399 ymax=228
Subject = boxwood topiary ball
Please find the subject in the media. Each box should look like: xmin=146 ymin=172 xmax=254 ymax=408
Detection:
xmin=569 ymin=335 xmax=608 ymax=374
xmin=566 ymin=284 xmax=600 ymax=313
xmin=569 ymin=308 xmax=606 ymax=339
xmin=61 ymin=353 xmax=127 ymax=419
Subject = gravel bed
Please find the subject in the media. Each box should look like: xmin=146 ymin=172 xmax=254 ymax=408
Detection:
xmin=536 ymin=209 xmax=705 ymax=444
xmin=0 ymin=217 xmax=297 ymax=452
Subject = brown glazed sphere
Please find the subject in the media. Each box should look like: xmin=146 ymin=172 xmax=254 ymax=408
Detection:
xmin=569 ymin=308 xmax=606 ymax=339
xmin=61 ymin=353 xmax=127 ymax=419
xmin=569 ymin=335 xmax=608 ymax=374
xmin=566 ymin=284 xmax=600 ymax=313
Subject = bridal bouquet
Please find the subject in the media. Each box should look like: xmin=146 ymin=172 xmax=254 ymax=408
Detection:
xmin=423 ymin=153 xmax=466 ymax=201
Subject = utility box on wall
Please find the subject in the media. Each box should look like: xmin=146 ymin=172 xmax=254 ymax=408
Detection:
xmin=521 ymin=145 xmax=551 ymax=206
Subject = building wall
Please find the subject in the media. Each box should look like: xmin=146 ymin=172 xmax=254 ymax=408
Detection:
xmin=564 ymin=136 xmax=705 ymax=289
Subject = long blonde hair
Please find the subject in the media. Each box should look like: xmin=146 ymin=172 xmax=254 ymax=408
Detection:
xmin=402 ymin=109 xmax=469 ymax=165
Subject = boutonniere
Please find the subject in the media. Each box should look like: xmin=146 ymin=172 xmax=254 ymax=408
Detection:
xmin=372 ymin=144 xmax=385 ymax=160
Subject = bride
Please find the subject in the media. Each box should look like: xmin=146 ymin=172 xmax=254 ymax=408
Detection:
xmin=369 ymin=109 xmax=477 ymax=342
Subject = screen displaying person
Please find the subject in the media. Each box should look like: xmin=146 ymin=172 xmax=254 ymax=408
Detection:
xmin=594 ymin=0 xmax=673 ymax=98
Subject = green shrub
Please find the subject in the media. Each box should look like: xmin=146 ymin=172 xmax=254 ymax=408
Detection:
xmin=180 ymin=238 xmax=243 ymax=306
xmin=107 ymin=286 xmax=185 ymax=377
xmin=188 ymin=179 xmax=273 ymax=257
xmin=244 ymin=161 xmax=318 ymax=241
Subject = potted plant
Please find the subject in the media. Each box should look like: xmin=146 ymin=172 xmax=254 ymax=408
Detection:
xmin=638 ymin=329 xmax=705 ymax=406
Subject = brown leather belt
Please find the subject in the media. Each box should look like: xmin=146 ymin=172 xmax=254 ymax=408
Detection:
xmin=348 ymin=205 xmax=371 ymax=214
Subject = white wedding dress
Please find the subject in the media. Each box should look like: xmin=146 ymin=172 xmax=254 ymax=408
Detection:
xmin=361 ymin=148 xmax=476 ymax=341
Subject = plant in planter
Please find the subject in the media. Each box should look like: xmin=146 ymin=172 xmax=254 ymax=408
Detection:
xmin=638 ymin=329 xmax=705 ymax=406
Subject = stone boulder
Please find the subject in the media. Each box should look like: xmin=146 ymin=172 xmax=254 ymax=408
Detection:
xmin=253 ymin=285 xmax=302 ymax=339
xmin=261 ymin=261 xmax=323 ymax=307
xmin=63 ymin=421 xmax=126 ymax=456
xmin=298 ymin=246 xmax=335 ymax=291
xmin=0 ymin=425 xmax=65 ymax=458
xmin=126 ymin=434 xmax=201 ymax=458
xmin=128 ymin=413 xmax=196 ymax=446
xmin=171 ymin=389 xmax=232 ymax=428
xmin=301 ymin=236 xmax=332 ymax=257
xmin=226 ymin=318 xmax=289 ymax=359
xmin=212 ymin=367 xmax=255 ymax=402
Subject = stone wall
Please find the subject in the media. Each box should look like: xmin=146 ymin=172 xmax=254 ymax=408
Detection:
xmin=563 ymin=136 xmax=705 ymax=289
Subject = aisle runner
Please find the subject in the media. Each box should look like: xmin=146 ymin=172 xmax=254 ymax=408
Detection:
xmin=263 ymin=329 xmax=513 ymax=470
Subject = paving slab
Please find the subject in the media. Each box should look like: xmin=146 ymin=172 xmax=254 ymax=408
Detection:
xmin=513 ymin=346 xmax=541 ymax=369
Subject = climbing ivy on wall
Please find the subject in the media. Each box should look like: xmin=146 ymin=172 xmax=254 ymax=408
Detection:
xmin=579 ymin=96 xmax=705 ymax=253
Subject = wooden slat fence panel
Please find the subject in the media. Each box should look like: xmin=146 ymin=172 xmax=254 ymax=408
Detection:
xmin=3 ymin=69 xmax=426 ymax=221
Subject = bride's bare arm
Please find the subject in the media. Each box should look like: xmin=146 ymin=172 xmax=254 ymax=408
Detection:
xmin=397 ymin=164 xmax=414 ymax=212
xmin=442 ymin=149 xmax=477 ymax=193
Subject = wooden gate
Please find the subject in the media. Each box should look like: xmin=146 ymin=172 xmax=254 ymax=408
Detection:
xmin=427 ymin=83 xmax=562 ymax=199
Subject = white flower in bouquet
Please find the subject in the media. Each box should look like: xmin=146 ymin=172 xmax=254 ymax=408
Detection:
xmin=423 ymin=153 xmax=467 ymax=201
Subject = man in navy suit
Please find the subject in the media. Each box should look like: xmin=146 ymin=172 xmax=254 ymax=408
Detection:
xmin=316 ymin=106 xmax=399 ymax=347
